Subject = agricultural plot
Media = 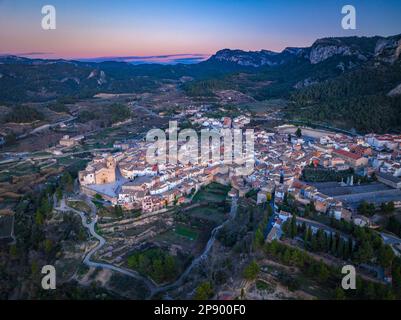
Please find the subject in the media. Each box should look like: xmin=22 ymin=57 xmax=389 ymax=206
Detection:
xmin=193 ymin=183 xmax=230 ymax=203
xmin=67 ymin=200 xmax=91 ymax=215
xmin=186 ymin=206 xmax=226 ymax=224
xmin=174 ymin=225 xmax=199 ymax=241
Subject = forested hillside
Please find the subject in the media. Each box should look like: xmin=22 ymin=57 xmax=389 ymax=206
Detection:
xmin=286 ymin=62 xmax=401 ymax=133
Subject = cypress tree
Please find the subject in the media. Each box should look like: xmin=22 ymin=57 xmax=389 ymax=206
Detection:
xmin=337 ymin=238 xmax=345 ymax=259
xmin=290 ymin=215 xmax=297 ymax=238
xmin=311 ymin=233 xmax=318 ymax=252
xmin=331 ymin=234 xmax=337 ymax=255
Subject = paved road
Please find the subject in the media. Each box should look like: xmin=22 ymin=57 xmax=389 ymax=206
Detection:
xmin=296 ymin=213 xmax=401 ymax=247
xmin=17 ymin=116 xmax=77 ymax=139
xmin=55 ymin=195 xmax=239 ymax=298
xmin=380 ymin=232 xmax=401 ymax=245
xmin=296 ymin=216 xmax=351 ymax=240
xmin=55 ymin=196 xmax=158 ymax=295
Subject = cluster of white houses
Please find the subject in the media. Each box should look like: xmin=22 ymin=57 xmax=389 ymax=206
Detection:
xmin=78 ymin=139 xmax=255 ymax=213
xmin=78 ymin=125 xmax=401 ymax=218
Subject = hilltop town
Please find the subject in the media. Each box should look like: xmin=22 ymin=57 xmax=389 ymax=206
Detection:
xmin=77 ymin=108 xmax=401 ymax=226
xmin=49 ymin=102 xmax=401 ymax=298
xmin=2 ymin=91 xmax=401 ymax=300
xmin=1 ymin=31 xmax=401 ymax=299
xmin=2 ymin=0 xmax=401 ymax=307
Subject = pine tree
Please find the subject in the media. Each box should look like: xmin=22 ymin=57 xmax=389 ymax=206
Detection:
xmin=331 ymin=234 xmax=337 ymax=255
xmin=343 ymin=239 xmax=350 ymax=260
xmin=301 ymin=222 xmax=306 ymax=234
xmin=348 ymin=238 xmax=354 ymax=257
xmin=378 ymin=245 xmax=395 ymax=268
xmin=249 ymin=209 xmax=254 ymax=224
xmin=9 ymin=244 xmax=18 ymax=258
xmin=304 ymin=205 xmax=310 ymax=217
xmin=337 ymin=238 xmax=345 ymax=259
xmin=334 ymin=287 xmax=346 ymax=300
xmin=254 ymin=227 xmax=264 ymax=248
xmin=243 ymin=261 xmax=260 ymax=280
xmin=304 ymin=226 xmax=312 ymax=244
xmin=282 ymin=221 xmax=290 ymax=238
xmin=62 ymin=172 xmax=74 ymax=193
xmin=55 ymin=187 xmax=63 ymax=201
xmin=303 ymin=227 xmax=308 ymax=243
xmin=44 ymin=239 xmax=53 ymax=254
xmin=35 ymin=210 xmax=44 ymax=225
xmin=316 ymin=230 xmax=325 ymax=252
xmin=284 ymin=248 xmax=293 ymax=264
xmin=290 ymin=215 xmax=297 ymax=239
xmin=311 ymin=233 xmax=318 ymax=252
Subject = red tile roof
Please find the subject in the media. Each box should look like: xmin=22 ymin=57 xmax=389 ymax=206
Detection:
xmin=333 ymin=149 xmax=361 ymax=160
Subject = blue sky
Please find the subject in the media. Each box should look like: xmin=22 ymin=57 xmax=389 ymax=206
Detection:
xmin=0 ymin=0 xmax=400 ymax=59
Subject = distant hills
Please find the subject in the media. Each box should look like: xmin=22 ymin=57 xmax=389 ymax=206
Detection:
xmin=1 ymin=33 xmax=401 ymax=132
xmin=77 ymin=54 xmax=210 ymax=65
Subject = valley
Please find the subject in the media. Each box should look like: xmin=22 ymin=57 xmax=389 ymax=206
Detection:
xmin=1 ymin=33 xmax=401 ymax=301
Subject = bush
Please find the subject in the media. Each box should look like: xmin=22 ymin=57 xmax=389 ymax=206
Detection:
xmin=194 ymin=281 xmax=214 ymax=300
xmin=243 ymin=260 xmax=260 ymax=280
xmin=127 ymin=248 xmax=178 ymax=284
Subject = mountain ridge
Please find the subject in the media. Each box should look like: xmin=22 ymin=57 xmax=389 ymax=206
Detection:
xmin=1 ymin=33 xmax=401 ymax=132
xmin=208 ymin=33 xmax=401 ymax=67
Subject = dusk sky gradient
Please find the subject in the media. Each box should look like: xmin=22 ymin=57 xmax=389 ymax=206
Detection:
xmin=1 ymin=0 xmax=401 ymax=61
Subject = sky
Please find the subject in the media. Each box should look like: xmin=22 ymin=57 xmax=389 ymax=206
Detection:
xmin=0 ymin=0 xmax=401 ymax=63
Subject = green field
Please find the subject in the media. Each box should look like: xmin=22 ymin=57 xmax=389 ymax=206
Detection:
xmin=256 ymin=280 xmax=275 ymax=293
xmin=31 ymin=151 xmax=52 ymax=157
xmin=193 ymin=182 xmax=230 ymax=203
xmin=175 ymin=225 xmax=198 ymax=241
xmin=67 ymin=200 xmax=91 ymax=214
xmin=188 ymin=206 xmax=226 ymax=224
xmin=188 ymin=183 xmax=230 ymax=224
xmin=11 ymin=162 xmax=39 ymax=176
xmin=57 ymin=156 xmax=77 ymax=165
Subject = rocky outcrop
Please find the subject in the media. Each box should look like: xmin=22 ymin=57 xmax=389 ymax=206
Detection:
xmin=282 ymin=47 xmax=307 ymax=57
xmin=211 ymin=49 xmax=283 ymax=67
xmin=293 ymin=78 xmax=318 ymax=89
xmin=61 ymin=77 xmax=80 ymax=84
xmin=375 ymin=35 xmax=401 ymax=64
xmin=209 ymin=34 xmax=401 ymax=67
xmin=210 ymin=47 xmax=312 ymax=67
xmin=309 ymin=42 xmax=353 ymax=64
xmin=307 ymin=37 xmax=377 ymax=64
xmin=87 ymin=69 xmax=107 ymax=85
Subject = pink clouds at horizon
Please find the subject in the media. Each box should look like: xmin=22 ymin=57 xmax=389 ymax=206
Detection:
xmin=0 ymin=52 xmax=213 ymax=64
